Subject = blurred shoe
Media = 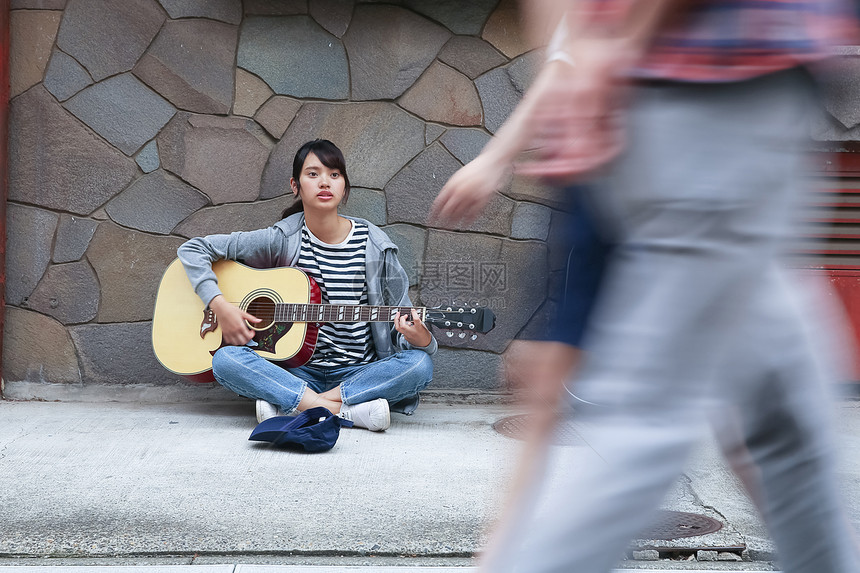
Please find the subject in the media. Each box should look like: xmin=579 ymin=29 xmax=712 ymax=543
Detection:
xmin=256 ymin=399 xmax=281 ymax=423
xmin=339 ymin=398 xmax=390 ymax=431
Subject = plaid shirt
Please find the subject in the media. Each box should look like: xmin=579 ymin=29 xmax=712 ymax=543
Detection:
xmin=586 ymin=0 xmax=859 ymax=81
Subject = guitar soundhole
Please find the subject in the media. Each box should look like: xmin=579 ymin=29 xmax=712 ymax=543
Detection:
xmin=246 ymin=296 xmax=275 ymax=330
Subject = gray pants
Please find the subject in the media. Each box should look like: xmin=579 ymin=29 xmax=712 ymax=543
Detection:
xmin=495 ymin=69 xmax=860 ymax=572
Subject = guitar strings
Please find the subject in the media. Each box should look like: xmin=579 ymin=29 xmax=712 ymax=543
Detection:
xmin=236 ymin=300 xmax=426 ymax=322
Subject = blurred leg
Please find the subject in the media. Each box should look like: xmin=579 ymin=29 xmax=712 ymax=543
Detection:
xmin=731 ymin=268 xmax=860 ymax=572
xmin=490 ymin=69 xmax=854 ymax=572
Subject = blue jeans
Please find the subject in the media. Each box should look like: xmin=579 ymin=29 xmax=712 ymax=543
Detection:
xmin=211 ymin=346 xmax=433 ymax=415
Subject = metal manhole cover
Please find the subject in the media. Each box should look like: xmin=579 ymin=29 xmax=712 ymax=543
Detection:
xmin=638 ymin=510 xmax=723 ymax=540
xmin=492 ymin=414 xmax=583 ymax=446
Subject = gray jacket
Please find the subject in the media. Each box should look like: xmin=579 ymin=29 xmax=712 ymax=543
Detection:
xmin=177 ymin=213 xmax=438 ymax=358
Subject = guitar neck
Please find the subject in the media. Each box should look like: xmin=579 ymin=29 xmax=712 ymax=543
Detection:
xmin=274 ymin=303 xmax=426 ymax=323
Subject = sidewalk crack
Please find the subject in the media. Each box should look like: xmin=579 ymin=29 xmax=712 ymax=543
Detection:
xmin=0 ymin=427 xmax=27 ymax=461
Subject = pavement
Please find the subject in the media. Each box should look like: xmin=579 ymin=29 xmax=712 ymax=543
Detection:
xmin=1 ymin=392 xmax=859 ymax=572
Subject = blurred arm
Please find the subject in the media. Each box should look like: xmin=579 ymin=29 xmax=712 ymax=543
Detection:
xmin=514 ymin=0 xmax=687 ymax=181
xmin=430 ymin=7 xmax=579 ymax=227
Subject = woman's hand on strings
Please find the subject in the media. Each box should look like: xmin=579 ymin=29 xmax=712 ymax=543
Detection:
xmin=394 ymin=309 xmax=432 ymax=348
xmin=209 ymin=295 xmax=261 ymax=346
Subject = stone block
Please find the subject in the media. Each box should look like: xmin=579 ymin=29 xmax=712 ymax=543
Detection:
xmin=70 ymin=322 xmax=180 ymax=385
xmin=385 ymin=143 xmax=514 ymax=235
xmin=263 ymin=102 xmax=425 ymax=194
xmin=422 ymin=230 xmax=548 ymax=353
xmin=475 ymin=67 xmax=520 ymax=134
xmin=135 ymin=140 xmax=160 ymax=173
xmin=810 ymin=108 xmax=847 ymax=142
xmin=717 ymin=552 xmax=742 ymax=561
xmin=425 ymin=123 xmax=446 ymax=145
xmin=12 ymin=0 xmax=66 ymax=7
xmin=507 ymin=51 xmax=541 ymax=93
xmin=27 ymin=261 xmax=99 ymax=324
xmin=493 ymin=237 xmax=549 ymax=347
xmin=820 ymin=54 xmax=860 ymax=130
xmin=482 ymin=0 xmax=537 ymax=58
xmin=9 ymin=86 xmax=137 ymax=214
xmin=438 ymin=36 xmax=507 ymax=80
xmin=105 ymin=170 xmax=208 ymax=234
xmin=511 ymin=202 xmax=552 ymax=241
xmin=402 ymin=0 xmax=498 ymax=35
xmin=399 ymin=62 xmax=482 ymax=126
xmin=157 ymin=0 xmax=242 ymax=24
xmin=234 ymin=68 xmax=274 ymax=117
xmin=86 ymin=223 xmax=185 ymax=323
xmin=340 ymin=187 xmax=387 ymax=226
xmin=430 ymin=348 xmax=502 ymax=389
xmin=244 ymin=0 xmax=306 ymax=14
xmin=440 ymin=128 xmax=490 ymax=165
xmin=57 ymin=0 xmax=165 ymax=81
xmin=157 ymin=113 xmax=270 ymax=204
xmin=696 ymin=550 xmax=718 ymax=561
xmin=309 ymin=0 xmax=353 ymax=37
xmin=343 ymin=4 xmax=450 ymax=100
xmin=53 ymin=214 xmax=98 ymax=264
xmin=6 ymin=204 xmax=58 ymax=307
xmin=43 ymin=49 xmax=93 ymax=102
xmin=3 ymin=307 xmax=81 ymax=385
xmin=254 ymin=96 xmax=302 ymax=139
xmin=64 ymin=73 xmax=176 ymax=155
xmin=381 ymin=223 xmax=426 ymax=286
xmin=172 ymin=196 xmax=293 ymax=238
xmin=238 ymin=16 xmax=348 ymax=100
xmin=10 ymin=10 xmax=62 ymax=98
xmin=632 ymin=550 xmax=660 ymax=561
xmin=515 ymin=298 xmax=558 ymax=341
xmin=133 ymin=19 xmax=238 ymax=115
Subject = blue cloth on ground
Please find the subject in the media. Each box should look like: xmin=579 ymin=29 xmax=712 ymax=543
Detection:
xmin=248 ymin=406 xmax=353 ymax=452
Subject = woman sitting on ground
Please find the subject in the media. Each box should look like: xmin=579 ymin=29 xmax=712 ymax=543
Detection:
xmin=178 ymin=139 xmax=436 ymax=431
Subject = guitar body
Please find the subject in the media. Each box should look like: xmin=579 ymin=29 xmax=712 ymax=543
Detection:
xmin=152 ymin=259 xmax=321 ymax=383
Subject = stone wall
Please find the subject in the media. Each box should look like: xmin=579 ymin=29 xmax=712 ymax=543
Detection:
xmin=5 ymin=0 xmax=572 ymax=398
xmin=6 ymin=1 xmax=858 ymax=400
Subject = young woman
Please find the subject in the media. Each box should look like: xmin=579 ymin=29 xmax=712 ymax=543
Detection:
xmin=178 ymin=139 xmax=435 ymax=431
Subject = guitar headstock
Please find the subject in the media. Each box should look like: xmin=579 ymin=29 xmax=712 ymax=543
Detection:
xmin=425 ymin=304 xmax=496 ymax=340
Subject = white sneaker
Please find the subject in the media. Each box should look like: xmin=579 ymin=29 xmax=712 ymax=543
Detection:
xmin=255 ymin=399 xmax=281 ymax=423
xmin=339 ymin=398 xmax=390 ymax=431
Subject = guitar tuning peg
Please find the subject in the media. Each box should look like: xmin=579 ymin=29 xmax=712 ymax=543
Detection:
xmin=471 ymin=334 xmax=478 ymax=341
xmin=446 ymin=332 xmax=454 ymax=338
xmin=458 ymin=332 xmax=466 ymax=339
xmin=470 ymin=308 xmax=477 ymax=314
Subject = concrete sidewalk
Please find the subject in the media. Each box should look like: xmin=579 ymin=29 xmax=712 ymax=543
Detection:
xmin=1 ymin=398 xmax=859 ymax=570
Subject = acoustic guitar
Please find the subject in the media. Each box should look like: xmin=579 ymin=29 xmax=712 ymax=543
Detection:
xmin=152 ymin=259 xmax=496 ymax=383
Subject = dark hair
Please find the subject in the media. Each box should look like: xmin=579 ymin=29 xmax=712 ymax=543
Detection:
xmin=281 ymin=139 xmax=351 ymax=218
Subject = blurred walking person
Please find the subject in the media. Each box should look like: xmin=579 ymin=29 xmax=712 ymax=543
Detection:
xmin=433 ymin=1 xmax=860 ymax=572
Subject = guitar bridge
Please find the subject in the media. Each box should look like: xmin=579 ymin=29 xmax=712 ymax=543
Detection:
xmin=200 ymin=307 xmax=218 ymax=339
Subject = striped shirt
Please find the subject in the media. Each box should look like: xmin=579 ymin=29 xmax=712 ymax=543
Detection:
xmin=584 ymin=0 xmax=859 ymax=82
xmin=297 ymin=220 xmax=375 ymax=367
